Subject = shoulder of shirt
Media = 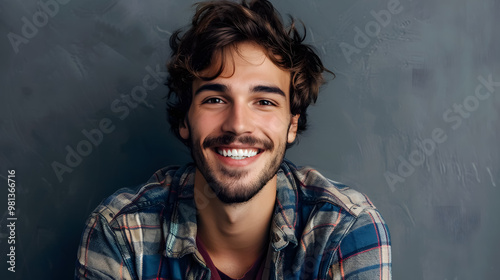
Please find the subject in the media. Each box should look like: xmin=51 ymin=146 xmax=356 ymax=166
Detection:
xmin=284 ymin=160 xmax=377 ymax=217
xmin=90 ymin=165 xmax=189 ymax=223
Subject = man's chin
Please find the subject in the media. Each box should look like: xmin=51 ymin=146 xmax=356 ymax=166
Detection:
xmin=219 ymin=166 xmax=251 ymax=179
xmin=212 ymin=186 xmax=261 ymax=204
xmin=206 ymin=173 xmax=268 ymax=204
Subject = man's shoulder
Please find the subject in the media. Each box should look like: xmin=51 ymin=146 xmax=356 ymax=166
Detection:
xmin=284 ymin=160 xmax=376 ymax=217
xmin=91 ymin=164 xmax=194 ymax=223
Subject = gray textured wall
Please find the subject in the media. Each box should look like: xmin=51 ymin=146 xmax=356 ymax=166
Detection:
xmin=1 ymin=0 xmax=499 ymax=279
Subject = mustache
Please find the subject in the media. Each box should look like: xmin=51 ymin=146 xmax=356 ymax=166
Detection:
xmin=202 ymin=134 xmax=274 ymax=150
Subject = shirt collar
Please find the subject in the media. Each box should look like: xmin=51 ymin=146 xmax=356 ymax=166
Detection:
xmin=163 ymin=164 xmax=199 ymax=259
xmin=269 ymin=161 xmax=299 ymax=251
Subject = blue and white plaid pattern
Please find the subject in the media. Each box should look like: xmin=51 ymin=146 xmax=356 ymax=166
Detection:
xmin=75 ymin=160 xmax=391 ymax=279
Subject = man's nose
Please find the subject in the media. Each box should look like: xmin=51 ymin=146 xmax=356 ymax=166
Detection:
xmin=221 ymin=102 xmax=255 ymax=135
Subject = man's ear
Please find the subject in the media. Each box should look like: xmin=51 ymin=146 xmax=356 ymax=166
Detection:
xmin=287 ymin=114 xmax=300 ymax=143
xmin=179 ymin=118 xmax=189 ymax=140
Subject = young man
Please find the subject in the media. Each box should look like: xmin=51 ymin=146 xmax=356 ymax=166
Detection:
xmin=75 ymin=1 xmax=391 ymax=279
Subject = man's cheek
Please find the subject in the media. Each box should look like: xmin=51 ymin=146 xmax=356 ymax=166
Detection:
xmin=265 ymin=116 xmax=289 ymax=133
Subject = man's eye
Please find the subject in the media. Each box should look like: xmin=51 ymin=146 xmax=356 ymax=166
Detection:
xmin=258 ymin=100 xmax=274 ymax=106
xmin=204 ymin=98 xmax=224 ymax=104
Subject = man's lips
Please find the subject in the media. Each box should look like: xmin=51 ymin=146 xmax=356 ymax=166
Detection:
xmin=203 ymin=135 xmax=273 ymax=151
xmin=202 ymin=134 xmax=272 ymax=163
xmin=212 ymin=146 xmax=263 ymax=167
xmin=214 ymin=146 xmax=262 ymax=159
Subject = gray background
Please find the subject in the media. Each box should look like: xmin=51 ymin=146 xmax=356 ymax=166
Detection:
xmin=1 ymin=0 xmax=499 ymax=279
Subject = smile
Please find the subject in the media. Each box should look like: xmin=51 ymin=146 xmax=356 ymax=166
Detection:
xmin=216 ymin=148 xmax=260 ymax=160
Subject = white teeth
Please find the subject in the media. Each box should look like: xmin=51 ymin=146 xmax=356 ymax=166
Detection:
xmin=217 ymin=148 xmax=259 ymax=159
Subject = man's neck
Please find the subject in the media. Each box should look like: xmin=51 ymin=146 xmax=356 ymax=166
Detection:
xmin=193 ymin=169 xmax=276 ymax=278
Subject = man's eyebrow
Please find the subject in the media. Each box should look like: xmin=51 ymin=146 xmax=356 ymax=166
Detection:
xmin=194 ymin=83 xmax=228 ymax=95
xmin=194 ymin=83 xmax=286 ymax=97
xmin=251 ymin=85 xmax=286 ymax=97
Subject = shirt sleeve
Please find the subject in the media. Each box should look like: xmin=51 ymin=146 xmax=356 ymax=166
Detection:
xmin=329 ymin=208 xmax=392 ymax=279
xmin=75 ymin=212 xmax=134 ymax=280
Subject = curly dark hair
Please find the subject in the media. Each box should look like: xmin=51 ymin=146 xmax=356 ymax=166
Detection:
xmin=166 ymin=0 xmax=333 ymax=145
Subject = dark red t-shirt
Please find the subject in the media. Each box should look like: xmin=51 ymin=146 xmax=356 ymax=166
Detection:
xmin=196 ymin=236 xmax=265 ymax=280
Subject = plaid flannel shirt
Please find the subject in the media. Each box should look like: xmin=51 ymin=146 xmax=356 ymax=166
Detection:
xmin=75 ymin=160 xmax=391 ymax=279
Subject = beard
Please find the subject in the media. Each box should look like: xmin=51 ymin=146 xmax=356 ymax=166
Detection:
xmin=190 ymin=133 xmax=287 ymax=204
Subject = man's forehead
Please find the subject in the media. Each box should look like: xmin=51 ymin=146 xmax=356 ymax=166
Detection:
xmin=199 ymin=41 xmax=288 ymax=79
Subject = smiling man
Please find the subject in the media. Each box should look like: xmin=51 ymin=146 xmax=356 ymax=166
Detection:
xmin=75 ymin=1 xmax=391 ymax=279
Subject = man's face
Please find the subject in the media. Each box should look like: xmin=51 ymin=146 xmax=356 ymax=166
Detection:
xmin=180 ymin=41 xmax=299 ymax=204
